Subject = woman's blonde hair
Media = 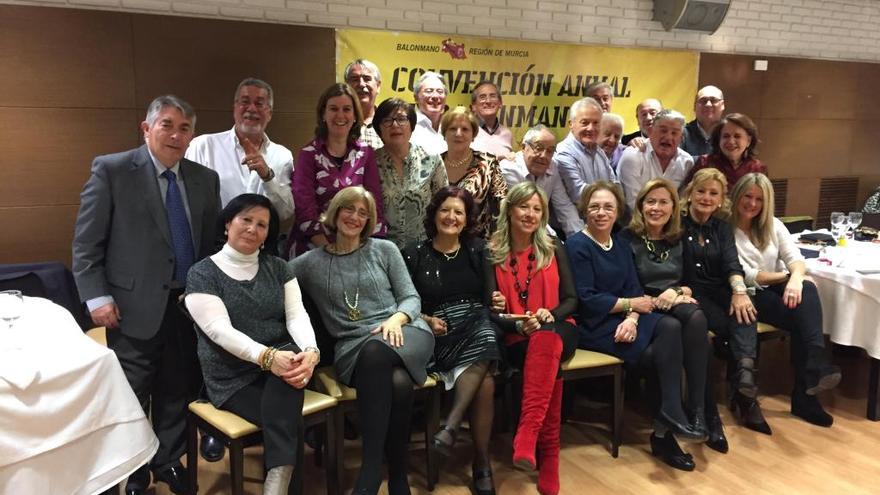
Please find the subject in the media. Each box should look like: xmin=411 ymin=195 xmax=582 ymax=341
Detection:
xmin=321 ymin=186 xmax=378 ymax=242
xmin=628 ymin=178 xmax=682 ymax=242
xmin=490 ymin=182 xmax=556 ymax=271
xmin=682 ymin=168 xmax=731 ymax=220
xmin=730 ymin=172 xmax=775 ymax=251
xmin=440 ymin=106 xmax=480 ymax=136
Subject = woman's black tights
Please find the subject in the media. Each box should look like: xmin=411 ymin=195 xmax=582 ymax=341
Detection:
xmin=669 ymin=304 xmax=709 ymax=412
xmin=352 ymin=340 xmax=415 ymax=495
xmin=641 ymin=315 xmax=689 ymax=425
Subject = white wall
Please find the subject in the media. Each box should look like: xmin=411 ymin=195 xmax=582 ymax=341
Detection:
xmin=3 ymin=0 xmax=880 ymax=63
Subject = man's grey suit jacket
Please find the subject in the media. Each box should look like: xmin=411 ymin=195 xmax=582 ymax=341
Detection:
xmin=73 ymin=144 xmax=221 ymax=339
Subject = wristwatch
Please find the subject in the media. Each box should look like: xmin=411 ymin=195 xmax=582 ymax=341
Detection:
xmin=261 ymin=166 xmax=276 ymax=182
xmin=673 ymin=286 xmax=684 ymax=296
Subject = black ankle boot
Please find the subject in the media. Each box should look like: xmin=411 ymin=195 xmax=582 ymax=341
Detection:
xmin=792 ymin=387 xmax=834 ymax=427
xmin=650 ymin=432 xmax=695 ymax=471
xmin=705 ymin=409 xmax=729 ymax=454
xmin=734 ymin=358 xmax=758 ymax=398
xmin=805 ymin=345 xmax=842 ymax=396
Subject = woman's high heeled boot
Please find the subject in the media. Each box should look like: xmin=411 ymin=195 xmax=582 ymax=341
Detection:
xmin=512 ymin=331 xmax=562 ymax=471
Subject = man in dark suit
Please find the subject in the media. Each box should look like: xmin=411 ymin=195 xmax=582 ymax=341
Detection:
xmin=73 ymin=95 xmax=220 ymax=495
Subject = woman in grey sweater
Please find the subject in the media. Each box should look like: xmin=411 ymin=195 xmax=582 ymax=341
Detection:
xmin=289 ymin=186 xmax=434 ymax=495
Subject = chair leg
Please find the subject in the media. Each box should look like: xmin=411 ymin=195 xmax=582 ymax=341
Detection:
xmin=869 ymin=357 xmax=880 ymax=421
xmin=324 ymin=409 xmax=340 ymax=495
xmin=611 ymin=367 xmax=623 ymax=458
xmin=186 ymin=414 xmax=199 ymax=493
xmin=333 ymin=408 xmax=345 ymax=495
xmin=229 ymin=440 xmax=245 ymax=495
xmin=561 ymin=380 xmax=574 ymax=422
xmin=425 ymin=387 xmax=441 ymax=491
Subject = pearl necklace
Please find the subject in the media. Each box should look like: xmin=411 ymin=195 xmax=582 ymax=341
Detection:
xmin=584 ymin=229 xmax=613 ymax=251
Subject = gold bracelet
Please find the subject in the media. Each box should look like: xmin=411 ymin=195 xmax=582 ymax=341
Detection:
xmin=262 ymin=347 xmax=277 ymax=371
xmin=622 ymin=298 xmax=631 ymax=313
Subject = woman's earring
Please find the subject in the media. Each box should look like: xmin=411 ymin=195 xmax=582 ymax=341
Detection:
xmin=224 ymin=229 xmax=228 ymax=235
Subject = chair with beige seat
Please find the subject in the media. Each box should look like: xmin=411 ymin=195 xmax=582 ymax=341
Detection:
xmin=185 ymin=390 xmax=340 ymax=495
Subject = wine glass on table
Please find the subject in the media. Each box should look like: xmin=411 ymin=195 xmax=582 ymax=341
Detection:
xmin=0 ymin=290 xmax=24 ymax=330
xmin=848 ymin=211 xmax=863 ymax=239
xmin=830 ymin=211 xmax=846 ymax=243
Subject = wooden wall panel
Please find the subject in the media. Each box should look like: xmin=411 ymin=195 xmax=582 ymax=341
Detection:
xmin=0 ymin=206 xmax=79 ymax=265
xmin=758 ymin=119 xmax=854 ymax=179
xmin=760 ymin=57 xmax=860 ymax=121
xmin=131 ymin=15 xmax=334 ymax=114
xmin=0 ymin=6 xmax=134 ymax=109
xmin=0 ymin=108 xmax=139 ymax=207
xmin=785 ymin=178 xmax=821 ymax=218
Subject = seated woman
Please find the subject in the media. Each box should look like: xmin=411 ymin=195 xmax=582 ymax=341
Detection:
xmin=401 ymin=186 xmax=501 ymax=495
xmin=185 ymin=194 xmax=319 ymax=495
xmin=486 ymin=182 xmax=579 ymax=495
xmin=440 ymin=106 xmax=508 ymax=238
xmin=731 ymin=173 xmax=841 ymax=427
xmin=374 ymin=97 xmax=449 ymax=247
xmin=684 ymin=112 xmax=767 ymax=190
xmin=567 ymin=181 xmax=706 ymax=472
xmin=621 ymin=179 xmax=728 ymax=459
xmin=288 ymin=83 xmax=386 ymax=257
xmin=288 ymin=186 xmax=434 ymax=495
xmin=680 ymin=169 xmax=768 ymax=434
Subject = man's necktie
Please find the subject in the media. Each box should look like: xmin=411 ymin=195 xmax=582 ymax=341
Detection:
xmin=162 ymin=170 xmax=195 ymax=283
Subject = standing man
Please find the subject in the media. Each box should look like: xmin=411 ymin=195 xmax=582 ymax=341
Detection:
xmin=554 ymin=97 xmax=616 ymax=205
xmin=618 ymin=109 xmax=694 ymax=209
xmin=186 ymin=78 xmax=294 ymax=223
xmin=470 ymin=80 xmax=513 ymax=158
xmin=410 ymin=71 xmax=449 ymax=156
xmin=681 ymin=85 xmax=725 ymax=157
xmin=586 ymin=80 xmax=614 ymax=113
xmin=344 ymin=59 xmax=384 ymax=149
xmin=73 ymin=95 xmax=220 ymax=495
xmin=501 ymin=124 xmax=583 ymax=237
xmin=621 ymin=98 xmax=663 ymax=146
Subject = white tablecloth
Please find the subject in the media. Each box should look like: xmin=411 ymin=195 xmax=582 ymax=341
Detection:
xmin=0 ymin=297 xmax=158 ymax=495
xmin=801 ymin=240 xmax=880 ymax=359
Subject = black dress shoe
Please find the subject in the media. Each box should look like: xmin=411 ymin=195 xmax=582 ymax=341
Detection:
xmin=125 ymin=489 xmax=144 ymax=495
xmin=200 ymin=434 xmax=225 ymax=462
xmin=650 ymin=432 xmax=695 ymax=472
xmin=471 ymin=466 xmax=496 ymax=495
xmin=153 ymin=464 xmax=189 ymax=495
xmin=705 ymin=412 xmax=729 ymax=454
xmin=657 ymin=410 xmax=707 ymax=443
xmin=689 ymin=406 xmax=709 ymax=439
xmin=124 ymin=465 xmax=150 ymax=495
xmin=730 ymin=391 xmax=772 ymax=435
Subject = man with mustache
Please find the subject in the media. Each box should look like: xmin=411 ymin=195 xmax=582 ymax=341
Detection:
xmin=554 ymin=97 xmax=617 ymax=205
xmin=618 ymin=109 xmax=694 ymax=209
xmin=344 ymin=59 xmax=384 ymax=149
xmin=500 ymin=124 xmax=583 ymax=237
xmin=186 ymin=78 xmax=294 ymax=223
xmin=681 ymin=85 xmax=725 ymax=158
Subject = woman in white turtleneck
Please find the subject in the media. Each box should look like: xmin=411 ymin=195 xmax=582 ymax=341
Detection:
xmin=185 ymin=194 xmax=318 ymax=495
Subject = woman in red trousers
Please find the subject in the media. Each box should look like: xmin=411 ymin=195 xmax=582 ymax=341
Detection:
xmin=486 ymin=182 xmax=578 ymax=495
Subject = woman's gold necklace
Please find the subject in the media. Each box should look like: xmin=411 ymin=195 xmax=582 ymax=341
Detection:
xmin=445 ymin=151 xmax=473 ymax=169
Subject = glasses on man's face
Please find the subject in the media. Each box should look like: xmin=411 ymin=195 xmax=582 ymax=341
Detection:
xmin=587 ymin=204 xmax=616 ymax=214
xmin=477 ymin=93 xmax=500 ymax=102
xmin=527 ymin=142 xmax=556 ymax=156
xmin=342 ymin=205 xmax=369 ymax=219
xmin=421 ymin=88 xmax=447 ymax=97
xmin=380 ymin=116 xmax=410 ymax=128
xmin=697 ymin=97 xmax=723 ymax=106
xmin=237 ymin=98 xmax=269 ymax=110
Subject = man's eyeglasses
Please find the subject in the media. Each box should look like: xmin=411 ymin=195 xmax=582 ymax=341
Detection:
xmin=526 ymin=142 xmax=556 ymax=155
xmin=380 ymin=116 xmax=410 ymax=128
xmin=477 ymin=93 xmax=500 ymax=102
xmin=697 ymin=97 xmax=723 ymax=106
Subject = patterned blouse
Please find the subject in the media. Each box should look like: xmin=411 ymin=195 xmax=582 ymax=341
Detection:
xmin=289 ymin=138 xmax=387 ymax=257
xmin=376 ymin=143 xmax=448 ymax=247
xmin=443 ymin=150 xmax=508 ymax=238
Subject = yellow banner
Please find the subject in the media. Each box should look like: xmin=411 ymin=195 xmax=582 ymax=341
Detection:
xmin=337 ymin=29 xmax=699 ymax=147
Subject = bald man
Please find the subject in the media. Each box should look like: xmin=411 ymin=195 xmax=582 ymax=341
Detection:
xmin=681 ymin=85 xmax=725 ymax=157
